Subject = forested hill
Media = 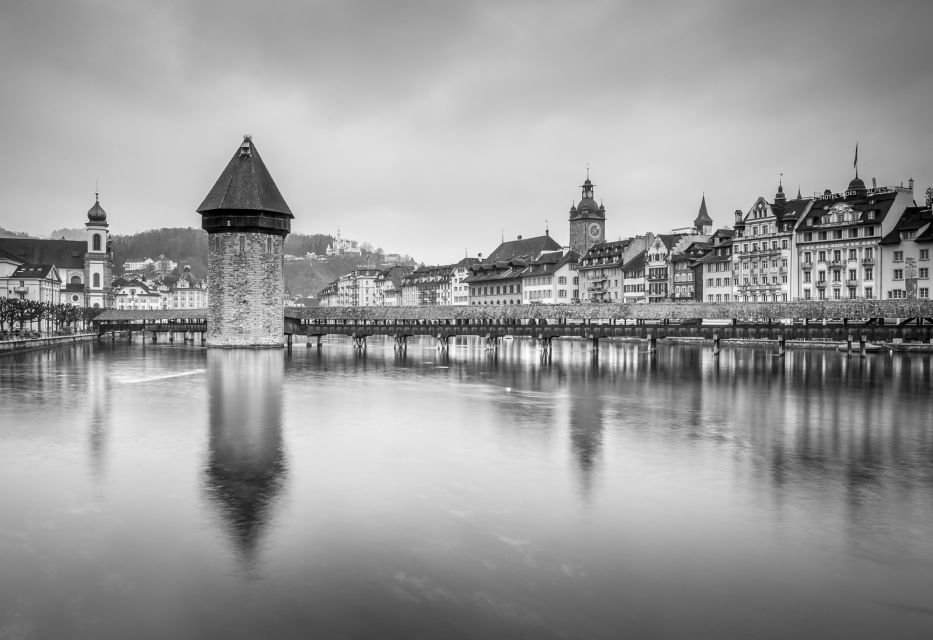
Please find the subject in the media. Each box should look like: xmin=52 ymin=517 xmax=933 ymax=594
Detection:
xmin=109 ymin=227 xmax=377 ymax=298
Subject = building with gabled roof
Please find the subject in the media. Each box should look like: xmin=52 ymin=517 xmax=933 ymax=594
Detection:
xmin=621 ymin=249 xmax=648 ymax=304
xmin=113 ymin=278 xmax=163 ymax=311
xmin=877 ymin=206 xmax=933 ymax=300
xmin=694 ymin=229 xmax=734 ymax=302
xmin=520 ymin=250 xmax=580 ymax=304
xmin=734 ymin=181 xmax=810 ymax=303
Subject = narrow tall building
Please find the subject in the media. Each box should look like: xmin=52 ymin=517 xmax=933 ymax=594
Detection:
xmin=568 ymin=176 xmax=606 ymax=256
xmin=85 ymin=194 xmax=114 ymax=309
xmin=197 ymin=136 xmax=293 ymax=347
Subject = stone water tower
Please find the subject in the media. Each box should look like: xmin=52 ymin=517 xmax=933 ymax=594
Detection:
xmin=197 ymin=136 xmax=293 ymax=347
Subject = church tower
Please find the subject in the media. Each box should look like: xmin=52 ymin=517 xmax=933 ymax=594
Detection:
xmin=568 ymin=174 xmax=606 ymax=255
xmin=197 ymin=136 xmax=294 ymax=348
xmin=693 ymin=194 xmax=713 ymax=234
xmin=85 ymin=193 xmax=113 ymax=309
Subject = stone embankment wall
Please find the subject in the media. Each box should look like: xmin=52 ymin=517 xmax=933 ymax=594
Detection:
xmin=207 ymin=232 xmax=284 ymax=348
xmin=0 ymin=333 xmax=97 ymax=356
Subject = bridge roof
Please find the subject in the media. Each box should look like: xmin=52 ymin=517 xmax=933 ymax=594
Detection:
xmin=287 ymin=300 xmax=933 ymax=322
xmin=97 ymin=309 xmax=207 ymax=321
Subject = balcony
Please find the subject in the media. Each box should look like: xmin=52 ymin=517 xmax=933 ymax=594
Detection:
xmin=861 ymin=258 xmax=874 ymax=266
xmin=846 ymin=279 xmax=859 ymax=287
xmin=13 ymin=286 xmax=28 ymax=294
xmin=815 ymin=281 xmax=827 ymax=288
xmin=830 ymin=259 xmax=843 ymax=267
xmin=802 ymin=262 xmax=812 ymax=269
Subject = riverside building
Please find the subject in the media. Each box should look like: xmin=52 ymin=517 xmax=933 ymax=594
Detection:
xmin=794 ymin=175 xmax=914 ymax=301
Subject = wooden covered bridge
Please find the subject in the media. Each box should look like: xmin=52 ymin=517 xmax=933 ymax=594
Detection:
xmin=96 ymin=301 xmax=933 ymax=353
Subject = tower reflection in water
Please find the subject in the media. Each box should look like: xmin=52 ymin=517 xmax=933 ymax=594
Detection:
xmin=204 ymin=349 xmax=287 ymax=571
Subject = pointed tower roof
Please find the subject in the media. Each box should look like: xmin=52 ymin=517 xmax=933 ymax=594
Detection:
xmin=197 ymin=136 xmax=293 ymax=217
xmin=694 ymin=194 xmax=713 ymax=228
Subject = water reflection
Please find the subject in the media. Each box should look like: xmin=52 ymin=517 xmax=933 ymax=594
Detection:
xmin=86 ymin=355 xmax=111 ymax=482
xmin=204 ymin=349 xmax=287 ymax=572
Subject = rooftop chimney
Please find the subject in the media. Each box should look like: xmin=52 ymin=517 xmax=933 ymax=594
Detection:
xmin=517 ymin=235 xmax=522 ymax=240
xmin=872 ymin=177 xmax=877 ymax=188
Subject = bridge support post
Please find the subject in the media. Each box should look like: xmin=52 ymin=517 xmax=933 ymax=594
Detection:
xmin=860 ymin=334 xmax=867 ymax=358
xmin=151 ymin=331 xmax=157 ymax=344
xmin=591 ymin=337 xmax=599 ymax=356
xmin=713 ymin=332 xmax=720 ymax=356
xmin=352 ymin=335 xmax=366 ymax=350
xmin=127 ymin=330 xmax=133 ymax=343
xmin=647 ymin=333 xmax=656 ymax=353
xmin=778 ymin=334 xmax=786 ymax=357
xmin=169 ymin=332 xmax=174 ymax=343
xmin=286 ymin=334 xmax=293 ymax=349
xmin=847 ymin=334 xmax=853 ymax=356
xmin=436 ymin=334 xmax=448 ymax=352
xmin=201 ymin=332 xmax=206 ymax=345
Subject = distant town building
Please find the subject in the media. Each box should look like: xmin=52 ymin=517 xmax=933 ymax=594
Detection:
xmin=520 ymin=250 xmax=580 ymax=304
xmin=113 ymin=278 xmax=163 ymax=311
xmin=0 ymin=194 xmax=114 ymax=308
xmin=164 ymin=265 xmax=208 ymax=309
xmin=695 ymin=229 xmax=734 ymax=302
xmin=465 ymin=234 xmax=562 ymax=306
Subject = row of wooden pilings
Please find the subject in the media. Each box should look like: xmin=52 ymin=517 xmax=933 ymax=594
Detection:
xmin=286 ymin=331 xmax=880 ymax=360
xmin=101 ymin=330 xmax=205 ymax=344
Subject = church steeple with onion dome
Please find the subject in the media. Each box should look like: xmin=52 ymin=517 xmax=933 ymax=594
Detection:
xmin=84 ymin=190 xmax=113 ymax=309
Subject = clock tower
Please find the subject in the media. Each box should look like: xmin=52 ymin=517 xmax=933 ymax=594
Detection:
xmin=568 ymin=175 xmax=606 ymax=255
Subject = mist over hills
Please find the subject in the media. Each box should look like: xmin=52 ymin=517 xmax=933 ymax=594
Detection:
xmin=8 ymin=226 xmax=416 ymax=299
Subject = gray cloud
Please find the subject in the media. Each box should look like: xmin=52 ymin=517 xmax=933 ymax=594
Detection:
xmin=1 ymin=0 xmax=931 ymax=263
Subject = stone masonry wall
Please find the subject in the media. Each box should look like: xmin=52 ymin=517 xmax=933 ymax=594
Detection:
xmin=207 ymin=232 xmax=284 ymax=347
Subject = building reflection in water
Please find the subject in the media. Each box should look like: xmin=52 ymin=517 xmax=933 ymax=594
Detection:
xmin=204 ymin=349 xmax=287 ymax=572
xmin=86 ymin=355 xmax=111 ymax=483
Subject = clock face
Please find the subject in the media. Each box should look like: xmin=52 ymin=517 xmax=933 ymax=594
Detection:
xmin=588 ymin=223 xmax=601 ymax=238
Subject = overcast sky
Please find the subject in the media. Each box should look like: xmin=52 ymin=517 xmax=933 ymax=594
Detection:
xmin=1 ymin=0 xmax=931 ymax=263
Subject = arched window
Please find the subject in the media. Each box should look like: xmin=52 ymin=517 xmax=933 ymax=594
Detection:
xmin=93 ymin=234 xmax=101 ymax=251
xmin=70 ymin=275 xmax=81 ymax=285
xmin=93 ymin=273 xmax=100 ymax=288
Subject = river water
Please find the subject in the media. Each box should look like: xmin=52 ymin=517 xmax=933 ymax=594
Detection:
xmin=1 ymin=337 xmax=932 ymax=639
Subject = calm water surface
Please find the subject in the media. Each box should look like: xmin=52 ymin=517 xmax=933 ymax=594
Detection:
xmin=1 ymin=338 xmax=932 ymax=639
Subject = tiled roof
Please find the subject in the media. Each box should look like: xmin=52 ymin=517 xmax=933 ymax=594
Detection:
xmin=521 ymin=251 xmax=579 ymax=277
xmin=798 ymin=190 xmax=899 ymax=227
xmin=197 ymin=136 xmax=293 ymax=217
xmin=0 ymin=238 xmax=85 ymax=270
xmin=879 ymin=207 xmax=933 ymax=245
xmin=11 ymin=264 xmax=58 ymax=280
xmin=485 ymin=234 xmax=561 ymax=262
xmin=621 ymin=249 xmax=647 ymax=273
